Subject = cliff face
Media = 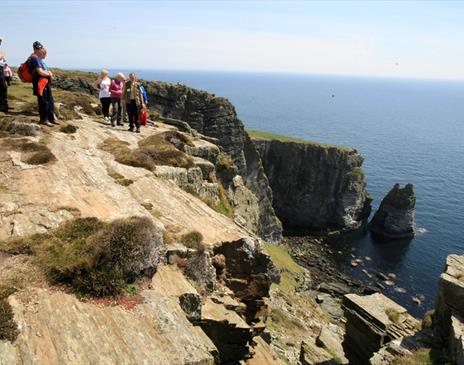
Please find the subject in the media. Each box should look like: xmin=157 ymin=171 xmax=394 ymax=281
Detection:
xmin=52 ymin=72 xmax=283 ymax=243
xmin=253 ymin=138 xmax=372 ymax=233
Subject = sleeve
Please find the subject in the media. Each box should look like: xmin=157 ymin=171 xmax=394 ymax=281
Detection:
xmin=28 ymin=55 xmax=41 ymax=70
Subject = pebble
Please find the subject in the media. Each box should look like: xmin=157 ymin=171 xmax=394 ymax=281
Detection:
xmin=384 ymin=280 xmax=395 ymax=286
xmin=350 ymin=260 xmax=359 ymax=267
xmin=388 ymin=273 xmax=397 ymax=280
xmin=376 ymin=272 xmax=389 ymax=281
xmin=412 ymin=296 xmax=422 ymax=305
xmin=376 ymin=282 xmax=385 ymax=290
xmin=394 ymin=287 xmax=407 ymax=293
xmin=365 ymin=256 xmax=372 ymax=261
xmin=362 ymin=269 xmax=372 ymax=278
xmin=337 ymin=251 xmax=342 ymax=255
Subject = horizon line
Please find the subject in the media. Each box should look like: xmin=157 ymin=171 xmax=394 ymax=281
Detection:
xmin=56 ymin=65 xmax=464 ymax=83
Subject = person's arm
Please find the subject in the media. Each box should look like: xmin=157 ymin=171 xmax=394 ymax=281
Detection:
xmin=92 ymin=79 xmax=101 ymax=92
xmin=35 ymin=67 xmax=52 ymax=77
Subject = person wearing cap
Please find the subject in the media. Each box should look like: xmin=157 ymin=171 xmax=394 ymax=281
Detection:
xmin=123 ymin=73 xmax=145 ymax=133
xmin=0 ymin=37 xmax=8 ymax=113
xmin=29 ymin=41 xmax=56 ymax=127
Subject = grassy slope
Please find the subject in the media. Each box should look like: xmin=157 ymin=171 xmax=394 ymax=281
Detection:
xmin=247 ymin=129 xmax=352 ymax=150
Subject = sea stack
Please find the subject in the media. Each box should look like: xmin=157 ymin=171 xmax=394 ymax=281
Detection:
xmin=369 ymin=183 xmax=416 ymax=239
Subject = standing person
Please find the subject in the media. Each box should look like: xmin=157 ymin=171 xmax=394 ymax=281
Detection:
xmin=29 ymin=41 xmax=56 ymax=126
xmin=3 ymin=64 xmax=12 ymax=86
xmin=109 ymin=72 xmax=125 ymax=127
xmin=123 ymin=73 xmax=145 ymax=133
xmin=93 ymin=70 xmax=111 ymax=122
xmin=0 ymin=37 xmax=8 ymax=113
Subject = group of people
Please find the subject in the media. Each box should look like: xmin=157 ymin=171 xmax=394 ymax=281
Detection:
xmin=92 ymin=70 xmax=148 ymax=133
xmin=0 ymin=37 xmax=13 ymax=113
xmin=0 ymin=38 xmax=150 ymax=133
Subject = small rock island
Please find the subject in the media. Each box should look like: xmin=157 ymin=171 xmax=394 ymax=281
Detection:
xmin=369 ymin=183 xmax=416 ymax=239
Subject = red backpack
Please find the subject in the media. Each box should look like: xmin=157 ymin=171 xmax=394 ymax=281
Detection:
xmin=17 ymin=57 xmax=34 ymax=83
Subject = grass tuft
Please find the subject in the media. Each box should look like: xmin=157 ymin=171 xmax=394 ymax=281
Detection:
xmin=24 ymin=150 xmax=56 ymax=165
xmin=181 ymin=231 xmax=205 ymax=252
xmin=59 ymin=124 xmax=78 ymax=134
xmin=0 ymin=216 xmax=164 ymax=297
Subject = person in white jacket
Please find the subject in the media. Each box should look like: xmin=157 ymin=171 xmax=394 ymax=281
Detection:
xmin=93 ymin=69 xmax=112 ymax=122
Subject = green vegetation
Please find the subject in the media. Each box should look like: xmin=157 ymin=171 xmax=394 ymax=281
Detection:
xmin=100 ymin=137 xmax=156 ymax=171
xmin=181 ymin=231 xmax=205 ymax=251
xmin=138 ymin=133 xmax=194 ymax=168
xmin=264 ymin=243 xmax=304 ymax=293
xmin=0 ymin=298 xmax=18 ymax=341
xmin=268 ymin=307 xmax=304 ymax=331
xmin=24 ymin=150 xmax=56 ymax=165
xmin=0 ymin=216 xmax=163 ymax=297
xmin=0 ymin=137 xmax=57 ymax=165
xmin=385 ymin=307 xmax=401 ymax=324
xmin=107 ymin=167 xmax=134 ymax=187
xmin=59 ymin=124 xmax=78 ymax=134
xmin=393 ymin=348 xmax=452 ymax=365
xmin=214 ymin=185 xmax=234 ymax=218
xmin=100 ymin=133 xmax=195 ymax=172
xmin=247 ymin=129 xmax=352 ymax=150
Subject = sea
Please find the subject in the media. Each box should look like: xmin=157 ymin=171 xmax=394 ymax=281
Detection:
xmin=96 ymin=69 xmax=464 ymax=317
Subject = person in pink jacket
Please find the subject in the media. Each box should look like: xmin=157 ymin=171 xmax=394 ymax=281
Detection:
xmin=109 ymin=72 xmax=126 ymax=127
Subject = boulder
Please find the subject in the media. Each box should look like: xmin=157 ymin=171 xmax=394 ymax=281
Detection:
xmin=299 ymin=340 xmax=339 ymax=365
xmin=369 ymin=183 xmax=416 ymax=239
xmin=342 ymin=293 xmax=420 ymax=365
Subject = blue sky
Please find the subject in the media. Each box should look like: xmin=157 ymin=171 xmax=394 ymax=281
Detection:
xmin=2 ymin=0 xmax=464 ymax=79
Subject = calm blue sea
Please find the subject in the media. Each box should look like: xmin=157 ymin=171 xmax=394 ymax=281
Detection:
xmin=97 ymin=69 xmax=464 ymax=317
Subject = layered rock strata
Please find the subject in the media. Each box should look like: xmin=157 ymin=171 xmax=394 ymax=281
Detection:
xmin=435 ymin=254 xmax=464 ymax=364
xmin=53 ymin=72 xmax=283 ymax=243
xmin=253 ymin=138 xmax=372 ymax=233
xmin=342 ymin=292 xmax=420 ymax=365
xmin=369 ymin=183 xmax=416 ymax=239
xmin=0 ymin=114 xmax=279 ymax=364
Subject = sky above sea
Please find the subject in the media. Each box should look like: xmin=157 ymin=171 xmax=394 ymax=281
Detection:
xmin=2 ymin=1 xmax=464 ymax=80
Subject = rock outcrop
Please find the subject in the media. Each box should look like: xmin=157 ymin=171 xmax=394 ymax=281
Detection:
xmin=435 ymin=254 xmax=464 ymax=364
xmin=0 ymin=111 xmax=279 ymax=364
xmin=342 ymin=292 xmax=420 ymax=365
xmin=369 ymin=183 xmax=416 ymax=239
xmin=52 ymin=71 xmax=283 ymax=243
xmin=253 ymin=138 xmax=371 ymax=233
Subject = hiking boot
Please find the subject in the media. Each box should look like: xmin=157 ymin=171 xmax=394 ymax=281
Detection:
xmin=128 ymin=128 xmax=134 ymax=132
xmin=40 ymin=121 xmax=54 ymax=127
xmin=111 ymin=121 xmax=116 ymax=127
xmin=135 ymin=128 xmax=140 ymax=133
xmin=51 ymin=120 xmax=60 ymax=125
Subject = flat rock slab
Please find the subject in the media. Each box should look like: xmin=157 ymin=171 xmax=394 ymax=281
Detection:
xmin=2 ymin=288 xmax=216 ymax=365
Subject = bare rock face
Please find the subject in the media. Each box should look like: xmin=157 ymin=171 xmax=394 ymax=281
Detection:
xmin=434 ymin=254 xmax=464 ymax=364
xmin=369 ymin=183 xmax=416 ymax=239
xmin=253 ymin=138 xmax=372 ymax=233
xmin=52 ymin=73 xmax=283 ymax=243
xmin=342 ymin=293 xmax=420 ymax=365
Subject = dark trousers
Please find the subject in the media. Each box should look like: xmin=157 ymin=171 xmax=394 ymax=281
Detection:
xmin=0 ymin=67 xmax=8 ymax=112
xmin=5 ymin=77 xmax=11 ymax=86
xmin=127 ymin=100 xmax=140 ymax=130
xmin=100 ymin=97 xmax=111 ymax=118
xmin=37 ymin=83 xmax=55 ymax=122
xmin=111 ymin=98 xmax=122 ymax=125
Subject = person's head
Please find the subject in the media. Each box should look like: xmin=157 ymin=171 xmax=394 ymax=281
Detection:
xmin=100 ymin=69 xmax=109 ymax=79
xmin=116 ymin=72 xmax=126 ymax=82
xmin=129 ymin=73 xmax=136 ymax=82
xmin=33 ymin=41 xmax=47 ymax=58
xmin=0 ymin=37 xmax=3 ymax=46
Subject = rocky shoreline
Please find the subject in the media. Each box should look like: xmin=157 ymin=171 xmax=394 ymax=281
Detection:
xmin=286 ymin=234 xmax=429 ymax=318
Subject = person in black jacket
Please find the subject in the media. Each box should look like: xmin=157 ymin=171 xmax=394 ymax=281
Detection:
xmin=0 ymin=37 xmax=8 ymax=113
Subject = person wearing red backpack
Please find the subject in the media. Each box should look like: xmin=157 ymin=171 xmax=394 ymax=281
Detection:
xmin=0 ymin=37 xmax=8 ymax=113
xmin=29 ymin=41 xmax=56 ymax=127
